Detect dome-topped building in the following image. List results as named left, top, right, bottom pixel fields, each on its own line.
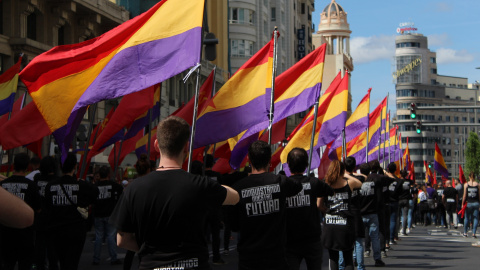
left=313, top=0, right=353, bottom=111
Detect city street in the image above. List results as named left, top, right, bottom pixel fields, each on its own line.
left=79, top=225, right=480, bottom=270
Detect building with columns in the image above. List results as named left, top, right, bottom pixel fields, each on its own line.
left=312, top=0, right=353, bottom=115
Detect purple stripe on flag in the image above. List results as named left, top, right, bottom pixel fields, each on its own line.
left=194, top=95, right=268, bottom=148
left=74, top=27, right=202, bottom=110
left=330, top=115, right=369, bottom=153
left=434, top=162, right=449, bottom=178
left=229, top=131, right=259, bottom=169
left=100, top=129, right=125, bottom=150
left=317, top=111, right=348, bottom=147
left=0, top=93, right=15, bottom=115
left=55, top=106, right=88, bottom=161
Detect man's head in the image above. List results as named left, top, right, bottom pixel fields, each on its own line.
left=205, top=154, right=215, bottom=169
left=359, top=163, right=370, bottom=176
left=30, top=156, right=41, bottom=170
left=400, top=170, right=408, bottom=179
left=345, top=157, right=356, bottom=173
left=387, top=162, right=396, bottom=174
left=62, top=153, right=77, bottom=175
left=156, top=116, right=190, bottom=159
left=287, top=148, right=308, bottom=175
left=98, top=165, right=110, bottom=180
left=248, top=141, right=271, bottom=172
left=39, top=156, right=57, bottom=176
left=369, top=160, right=381, bottom=174
left=446, top=180, right=452, bottom=187
left=14, top=153, right=30, bottom=173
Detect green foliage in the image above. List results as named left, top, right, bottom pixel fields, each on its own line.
left=465, top=131, right=480, bottom=178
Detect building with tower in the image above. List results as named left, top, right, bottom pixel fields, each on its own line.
left=312, top=0, right=353, bottom=115
left=393, top=24, right=478, bottom=180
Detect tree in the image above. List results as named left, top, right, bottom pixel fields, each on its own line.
left=465, top=131, right=480, bottom=179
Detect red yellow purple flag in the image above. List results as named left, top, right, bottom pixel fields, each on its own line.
left=0, top=57, right=22, bottom=116
left=459, top=165, right=467, bottom=184
left=403, top=137, right=411, bottom=170
left=434, top=142, right=449, bottom=178
left=425, top=161, right=434, bottom=184
left=20, top=0, right=204, bottom=159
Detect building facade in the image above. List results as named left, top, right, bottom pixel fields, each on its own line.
left=393, top=29, right=478, bottom=180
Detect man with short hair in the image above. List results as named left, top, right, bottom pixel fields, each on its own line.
left=92, top=165, right=123, bottom=265
left=285, top=148, right=333, bottom=270
left=0, top=153, right=41, bottom=270
left=110, top=116, right=239, bottom=270
left=385, top=162, right=403, bottom=245
left=229, top=141, right=302, bottom=270
left=443, top=180, right=458, bottom=229
left=25, top=156, right=41, bottom=181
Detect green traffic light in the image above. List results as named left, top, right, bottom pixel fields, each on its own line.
left=416, top=128, right=421, bottom=134
left=410, top=113, right=416, bottom=119
left=428, top=164, right=432, bottom=168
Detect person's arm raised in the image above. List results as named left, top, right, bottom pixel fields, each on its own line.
left=222, top=185, right=239, bottom=205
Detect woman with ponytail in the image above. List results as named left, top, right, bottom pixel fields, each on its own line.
left=322, top=160, right=362, bottom=270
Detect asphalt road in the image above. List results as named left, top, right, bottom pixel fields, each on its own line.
left=77, top=225, right=480, bottom=269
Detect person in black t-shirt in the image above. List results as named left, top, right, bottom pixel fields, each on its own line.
left=0, top=153, right=41, bottom=270
left=33, top=156, right=59, bottom=270
left=385, top=162, right=403, bottom=245
left=229, top=141, right=302, bottom=270
left=110, top=116, right=239, bottom=270
left=442, top=180, right=458, bottom=229
left=204, top=154, right=226, bottom=265
left=397, top=170, right=413, bottom=236
left=92, top=165, right=123, bottom=265
left=435, top=183, right=447, bottom=228
left=45, top=153, right=98, bottom=270
left=284, top=148, right=334, bottom=270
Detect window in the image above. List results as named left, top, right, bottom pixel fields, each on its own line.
left=462, top=117, right=467, bottom=122
left=454, top=117, right=459, bottom=122
left=471, top=118, right=475, bottom=123
left=271, top=7, right=276, bottom=21
left=430, top=57, right=436, bottom=63
left=395, top=55, right=422, bottom=83
left=438, top=116, right=442, bottom=121
left=231, top=39, right=254, bottom=57
left=396, top=42, right=420, bottom=48
left=431, top=79, right=437, bottom=85
left=454, top=127, right=459, bottom=133
left=27, top=12, right=37, bottom=40
left=446, top=116, right=450, bottom=122
left=301, top=3, right=305, bottom=14
left=455, top=138, right=459, bottom=145
left=229, top=8, right=255, bottom=25
left=431, top=68, right=437, bottom=74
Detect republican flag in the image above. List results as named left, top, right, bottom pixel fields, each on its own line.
left=0, top=93, right=25, bottom=129
left=0, top=57, right=22, bottom=116
left=403, top=137, right=411, bottom=170
left=280, top=71, right=345, bottom=171
left=329, top=88, right=371, bottom=160
left=175, top=69, right=215, bottom=125
left=134, top=127, right=157, bottom=159
left=366, top=97, right=388, bottom=161
left=108, top=129, right=144, bottom=169
left=424, top=161, right=434, bottom=184
left=87, top=85, right=157, bottom=160
left=407, top=158, right=415, bottom=183
left=269, top=145, right=284, bottom=172
left=0, top=100, right=50, bottom=151
left=434, top=143, right=449, bottom=178
left=459, top=165, right=466, bottom=184
left=194, top=36, right=275, bottom=148
left=318, top=143, right=333, bottom=180
left=20, top=0, right=205, bottom=160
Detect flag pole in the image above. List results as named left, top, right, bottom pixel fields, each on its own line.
left=79, top=103, right=98, bottom=180
left=201, top=66, right=217, bottom=176
left=307, top=101, right=320, bottom=174
left=268, top=27, right=279, bottom=145
left=388, top=110, right=391, bottom=164
left=383, top=93, right=389, bottom=168
left=378, top=104, right=382, bottom=162
left=342, top=128, right=346, bottom=162
left=187, top=64, right=202, bottom=173
left=365, top=127, right=369, bottom=163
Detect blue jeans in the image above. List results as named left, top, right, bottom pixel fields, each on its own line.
left=93, top=217, right=118, bottom=263
left=363, top=214, right=381, bottom=260
left=339, top=237, right=364, bottom=270
left=464, top=202, right=480, bottom=235
left=390, top=202, right=399, bottom=241
left=408, top=200, right=414, bottom=228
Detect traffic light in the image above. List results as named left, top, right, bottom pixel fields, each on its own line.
left=415, top=121, right=421, bottom=134
left=428, top=163, right=432, bottom=169
left=410, top=103, right=416, bottom=119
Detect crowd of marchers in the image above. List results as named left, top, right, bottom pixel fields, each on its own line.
left=1, top=115, right=479, bottom=270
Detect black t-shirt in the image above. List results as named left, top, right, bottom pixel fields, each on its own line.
left=436, top=187, right=445, bottom=204
left=443, top=187, right=458, bottom=204
left=398, top=179, right=413, bottom=200
left=0, top=175, right=41, bottom=241
left=230, top=172, right=302, bottom=262
left=285, top=175, right=334, bottom=245
left=205, top=170, right=222, bottom=183
left=388, top=177, right=404, bottom=203
left=34, top=173, right=58, bottom=230
left=93, top=180, right=123, bottom=218
left=109, top=170, right=227, bottom=270
left=44, top=175, right=99, bottom=229
left=410, top=186, right=418, bottom=201
left=360, top=173, right=391, bottom=215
